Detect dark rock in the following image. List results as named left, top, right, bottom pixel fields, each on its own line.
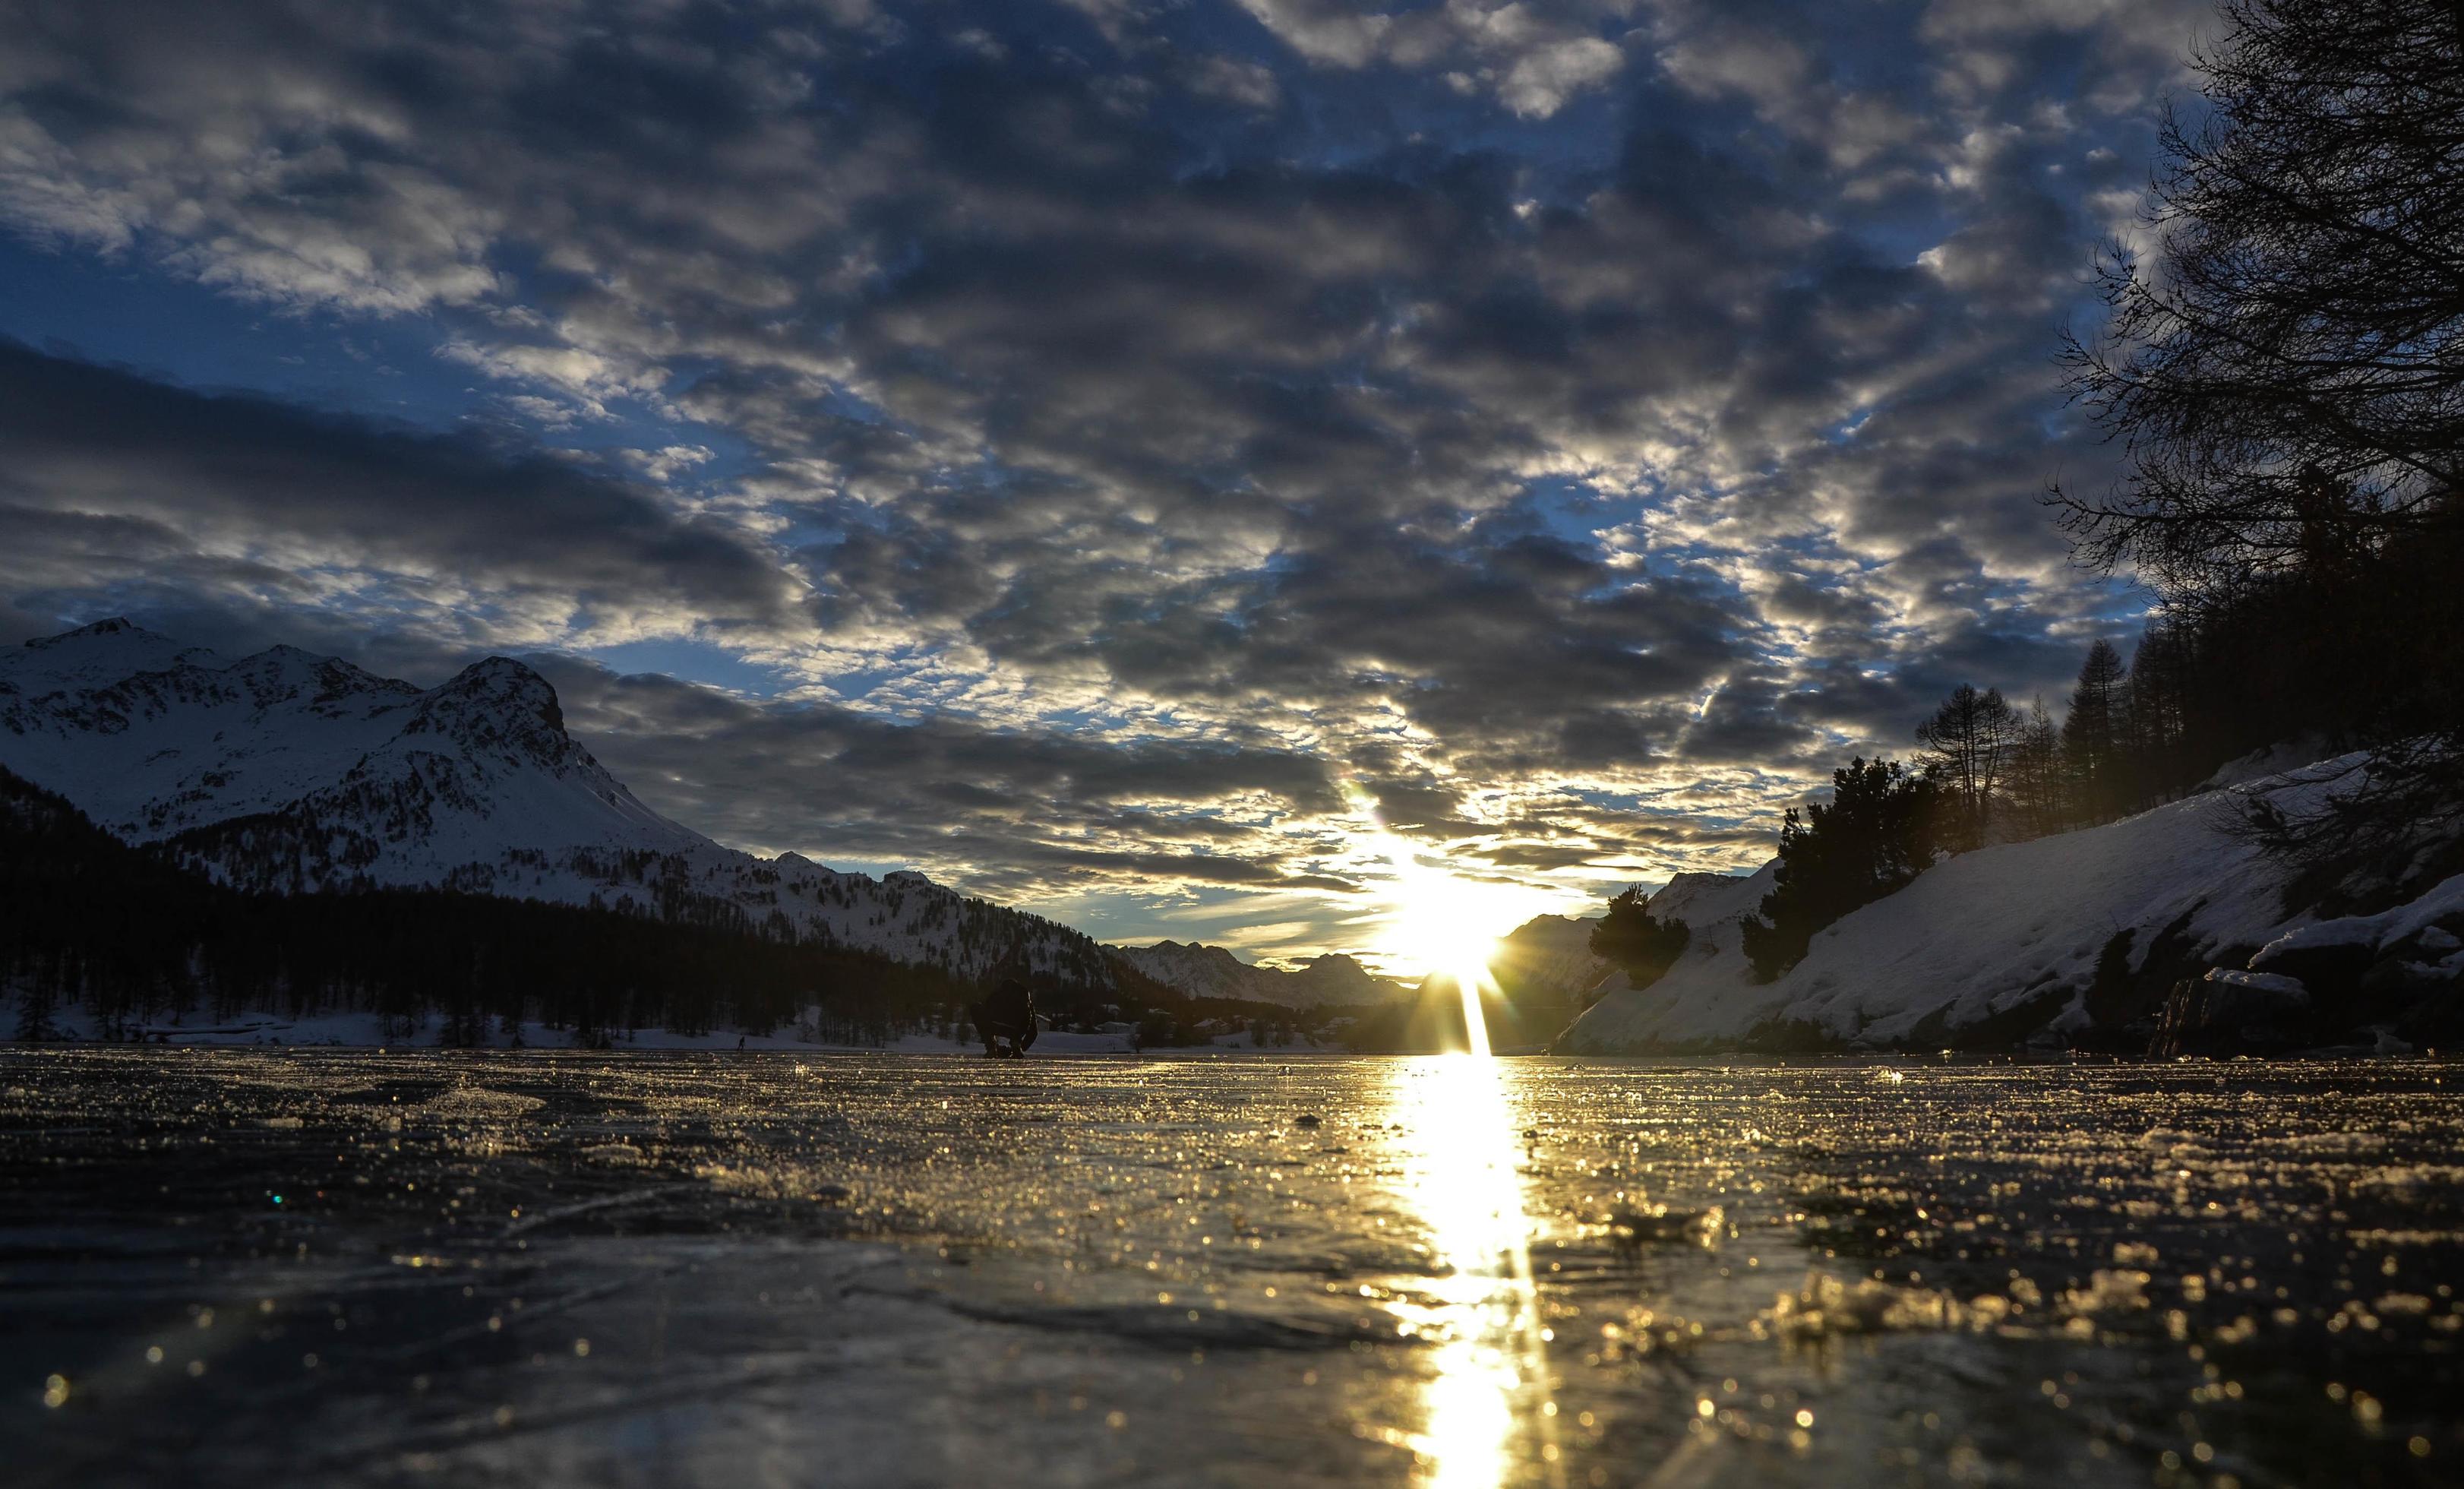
left=2358, top=956, right=2464, bottom=1047
left=2079, top=906, right=2212, bottom=1051
left=2150, top=969, right=2314, bottom=1057
left=1904, top=982, right=2071, bottom=1052
left=2248, top=940, right=2375, bottom=1003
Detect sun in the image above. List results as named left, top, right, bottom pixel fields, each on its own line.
left=1384, top=874, right=1511, bottom=992
left=1369, top=842, right=1570, bottom=992
left=1345, top=785, right=1570, bottom=988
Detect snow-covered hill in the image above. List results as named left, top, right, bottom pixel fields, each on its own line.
left=0, top=621, right=1115, bottom=984
left=1557, top=757, right=2462, bottom=1054
left=1107, top=941, right=1401, bottom=1007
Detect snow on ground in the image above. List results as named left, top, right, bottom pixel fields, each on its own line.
left=1560, top=755, right=2390, bottom=1054
left=1559, top=863, right=1775, bottom=1050
left=2253, top=872, right=2464, bottom=971
left=26, top=1003, right=1338, bottom=1055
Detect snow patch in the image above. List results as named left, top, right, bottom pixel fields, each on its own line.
left=1559, top=757, right=2383, bottom=1053
left=2251, top=873, right=2464, bottom=968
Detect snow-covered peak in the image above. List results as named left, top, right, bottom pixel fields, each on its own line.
left=1111, top=939, right=1402, bottom=1008
left=220, top=645, right=419, bottom=717
left=4, top=617, right=216, bottom=691
left=0, top=621, right=1125, bottom=987
left=397, top=656, right=584, bottom=778
left=428, top=655, right=563, bottom=717
left=1647, top=866, right=1775, bottom=928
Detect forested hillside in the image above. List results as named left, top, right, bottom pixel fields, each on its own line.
left=0, top=767, right=1200, bottom=1045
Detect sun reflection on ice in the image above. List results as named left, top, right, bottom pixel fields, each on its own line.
left=1385, top=988, right=1561, bottom=1487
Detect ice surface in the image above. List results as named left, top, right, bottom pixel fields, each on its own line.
left=3, top=1049, right=2459, bottom=1487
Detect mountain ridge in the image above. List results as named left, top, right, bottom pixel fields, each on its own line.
left=0, top=620, right=1116, bottom=986
left=1106, top=941, right=1407, bottom=1008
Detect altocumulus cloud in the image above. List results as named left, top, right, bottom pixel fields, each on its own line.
left=0, top=0, right=2208, bottom=955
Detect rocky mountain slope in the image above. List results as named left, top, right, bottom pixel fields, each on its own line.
left=1483, top=913, right=1612, bottom=1003
left=1107, top=941, right=1403, bottom=1008
left=1558, top=756, right=2464, bottom=1054
left=1114, top=912, right=1609, bottom=1012
left=0, top=621, right=1114, bottom=985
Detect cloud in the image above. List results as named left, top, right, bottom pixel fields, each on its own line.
left=0, top=340, right=800, bottom=646
left=523, top=656, right=1362, bottom=899
left=0, top=0, right=2207, bottom=950
left=1236, top=0, right=1628, bottom=118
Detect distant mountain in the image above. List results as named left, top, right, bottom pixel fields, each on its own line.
left=1107, top=941, right=1262, bottom=1001
left=0, top=620, right=1114, bottom=985
left=1106, top=940, right=1404, bottom=1008
left=1282, top=952, right=1402, bottom=1007
left=0, top=763, right=982, bottom=1045
left=1484, top=913, right=1613, bottom=1004
left=1112, top=918, right=1603, bottom=1013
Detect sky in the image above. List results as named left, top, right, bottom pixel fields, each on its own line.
left=0, top=0, right=2212, bottom=974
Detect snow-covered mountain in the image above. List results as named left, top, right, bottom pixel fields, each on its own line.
left=1109, top=941, right=1267, bottom=1001
left=0, top=620, right=1114, bottom=984
left=1556, top=756, right=2463, bottom=1054
left=1485, top=912, right=1612, bottom=1001
left=1115, top=912, right=1609, bottom=1013
left=1281, top=953, right=1406, bottom=1007
left=1107, top=941, right=1401, bottom=1007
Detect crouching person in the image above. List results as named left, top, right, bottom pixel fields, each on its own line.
left=969, top=978, right=1039, bottom=1058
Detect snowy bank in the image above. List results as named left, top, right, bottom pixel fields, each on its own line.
left=1559, top=755, right=2464, bottom=1055
left=17, top=1003, right=1349, bottom=1056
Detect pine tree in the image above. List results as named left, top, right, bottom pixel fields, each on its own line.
left=2062, top=640, right=2132, bottom=823
left=14, top=983, right=58, bottom=1042
left=2124, top=618, right=2197, bottom=805
left=1740, top=757, right=1939, bottom=981
left=1588, top=887, right=1692, bottom=989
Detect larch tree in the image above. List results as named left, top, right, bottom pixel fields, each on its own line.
left=1914, top=684, right=2020, bottom=847
left=2054, top=0, right=2464, bottom=602
left=2052, top=0, right=2464, bottom=865
left=2004, top=697, right=2067, bottom=839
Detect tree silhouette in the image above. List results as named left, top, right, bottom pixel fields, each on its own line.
left=2004, top=697, right=2067, bottom=838
left=2062, top=640, right=2132, bottom=824
left=1914, top=684, right=2020, bottom=847
left=1741, top=758, right=1939, bottom=982
left=2055, top=0, right=2464, bottom=601
left=1588, top=887, right=1691, bottom=990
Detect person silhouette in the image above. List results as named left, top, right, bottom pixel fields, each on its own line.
left=969, top=979, right=1039, bottom=1057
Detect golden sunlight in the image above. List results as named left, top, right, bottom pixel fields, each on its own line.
left=1365, top=834, right=1563, bottom=988
left=1385, top=1054, right=1559, bottom=1487
left=1383, top=875, right=1510, bottom=1000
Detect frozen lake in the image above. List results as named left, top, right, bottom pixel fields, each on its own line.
left=3, top=1049, right=2459, bottom=1486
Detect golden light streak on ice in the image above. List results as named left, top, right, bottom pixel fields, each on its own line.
left=1384, top=982, right=1562, bottom=1487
